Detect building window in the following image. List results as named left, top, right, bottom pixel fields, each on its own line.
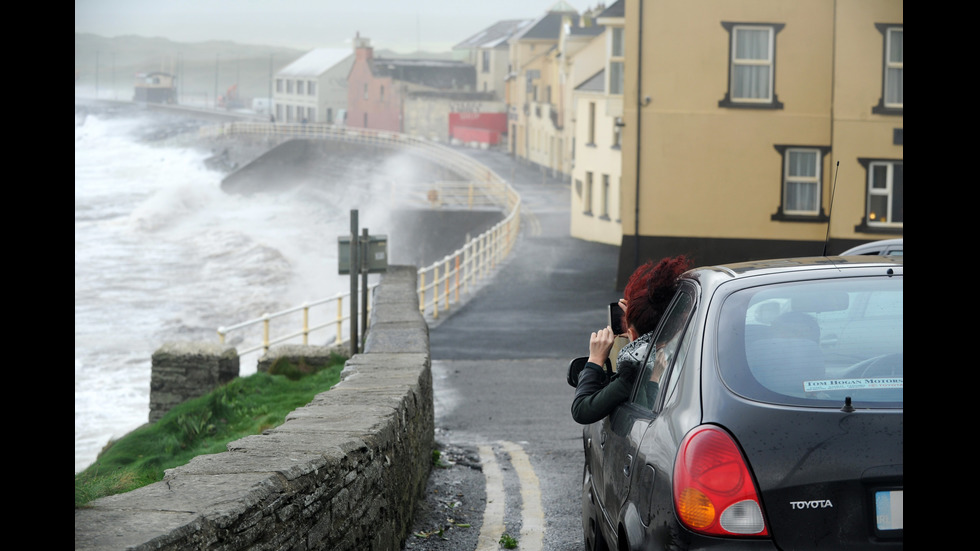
left=482, top=50, right=490, bottom=73
left=276, top=79, right=283, bottom=93
left=308, top=107, right=316, bottom=122
left=287, top=80, right=294, bottom=94
left=308, top=81, right=316, bottom=95
left=287, top=105, right=294, bottom=122
left=771, top=145, right=829, bottom=222
left=297, top=80, right=304, bottom=95
left=719, top=22, right=784, bottom=109
left=873, top=24, right=903, bottom=115
left=612, top=118, right=622, bottom=149
left=380, top=85, right=384, bottom=102
left=609, top=27, right=624, bottom=95
left=584, top=172, right=594, bottom=215
left=784, top=149, right=820, bottom=215
left=601, top=174, right=610, bottom=219
left=327, top=108, right=333, bottom=124
left=364, top=83, right=369, bottom=99
left=856, top=159, right=903, bottom=232
left=587, top=102, right=596, bottom=145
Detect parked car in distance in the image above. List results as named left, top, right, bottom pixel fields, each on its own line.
left=573, top=256, right=902, bottom=550
left=840, top=238, right=903, bottom=256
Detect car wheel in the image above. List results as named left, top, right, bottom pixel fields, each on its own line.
left=585, top=517, right=609, bottom=551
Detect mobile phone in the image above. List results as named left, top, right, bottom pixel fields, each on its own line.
left=608, top=302, right=625, bottom=335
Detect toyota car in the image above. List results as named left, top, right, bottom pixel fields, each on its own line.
left=574, top=256, right=902, bottom=550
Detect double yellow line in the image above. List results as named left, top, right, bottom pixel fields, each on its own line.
left=476, top=441, right=544, bottom=551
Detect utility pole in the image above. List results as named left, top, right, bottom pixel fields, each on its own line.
left=361, top=228, right=370, bottom=348
left=349, top=210, right=360, bottom=356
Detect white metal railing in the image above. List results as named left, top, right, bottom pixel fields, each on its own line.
left=217, top=286, right=377, bottom=357
left=207, top=122, right=522, bottom=354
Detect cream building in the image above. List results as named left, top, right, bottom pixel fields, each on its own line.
left=567, top=3, right=625, bottom=245
left=273, top=48, right=353, bottom=124
left=615, top=0, right=902, bottom=286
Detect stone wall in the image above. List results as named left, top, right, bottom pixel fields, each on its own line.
left=149, top=342, right=240, bottom=423
left=75, top=265, right=433, bottom=551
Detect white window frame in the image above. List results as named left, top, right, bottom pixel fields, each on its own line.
left=783, top=148, right=821, bottom=216
left=884, top=28, right=903, bottom=108
left=609, top=27, right=624, bottom=95
left=866, top=161, right=903, bottom=228
left=730, top=25, right=774, bottom=103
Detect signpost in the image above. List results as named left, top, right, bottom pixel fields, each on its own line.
left=338, top=209, right=388, bottom=355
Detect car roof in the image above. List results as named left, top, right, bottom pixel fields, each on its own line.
left=839, top=238, right=904, bottom=256
left=682, top=255, right=903, bottom=286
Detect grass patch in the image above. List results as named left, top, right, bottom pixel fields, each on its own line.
left=75, top=355, right=345, bottom=508
left=499, top=533, right=518, bottom=549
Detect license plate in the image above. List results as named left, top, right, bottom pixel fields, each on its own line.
left=875, top=490, right=903, bottom=531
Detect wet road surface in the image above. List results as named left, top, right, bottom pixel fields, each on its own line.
left=405, top=147, right=621, bottom=551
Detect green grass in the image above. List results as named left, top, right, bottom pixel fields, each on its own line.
left=75, top=354, right=346, bottom=508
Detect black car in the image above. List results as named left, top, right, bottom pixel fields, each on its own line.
left=574, top=256, right=902, bottom=550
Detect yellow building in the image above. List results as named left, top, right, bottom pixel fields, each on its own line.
left=568, top=4, right=626, bottom=245
left=616, top=0, right=903, bottom=287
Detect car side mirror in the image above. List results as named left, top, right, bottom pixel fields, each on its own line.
left=567, top=356, right=613, bottom=387
left=567, top=357, right=588, bottom=387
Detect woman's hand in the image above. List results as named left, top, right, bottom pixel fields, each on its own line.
left=588, top=326, right=616, bottom=366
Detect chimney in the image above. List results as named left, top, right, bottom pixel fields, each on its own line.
left=354, top=32, right=373, bottom=62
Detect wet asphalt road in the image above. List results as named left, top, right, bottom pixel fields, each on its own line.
left=404, top=147, right=622, bottom=551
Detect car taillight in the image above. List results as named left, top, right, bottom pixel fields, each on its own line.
left=673, top=426, right=768, bottom=537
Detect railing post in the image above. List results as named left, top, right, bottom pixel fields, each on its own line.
left=454, top=254, right=460, bottom=303
left=262, top=314, right=270, bottom=354
left=302, top=304, right=309, bottom=345
left=337, top=296, right=343, bottom=345
left=432, top=267, right=439, bottom=320
left=419, top=271, right=426, bottom=314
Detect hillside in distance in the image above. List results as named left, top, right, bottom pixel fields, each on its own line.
left=75, top=33, right=454, bottom=108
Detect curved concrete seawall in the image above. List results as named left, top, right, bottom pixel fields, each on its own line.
left=75, top=266, right=433, bottom=551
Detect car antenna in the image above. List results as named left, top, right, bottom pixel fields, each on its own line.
left=822, top=161, right=840, bottom=257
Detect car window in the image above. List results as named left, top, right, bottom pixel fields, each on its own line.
left=718, top=276, right=902, bottom=408
left=631, top=288, right=696, bottom=411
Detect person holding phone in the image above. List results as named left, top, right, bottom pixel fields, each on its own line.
left=570, top=255, right=691, bottom=425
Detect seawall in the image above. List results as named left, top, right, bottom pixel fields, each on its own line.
left=74, top=265, right=433, bottom=551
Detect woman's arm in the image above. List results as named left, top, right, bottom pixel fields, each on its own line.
left=571, top=363, right=632, bottom=424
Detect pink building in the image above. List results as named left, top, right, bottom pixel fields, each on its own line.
left=347, top=35, right=477, bottom=133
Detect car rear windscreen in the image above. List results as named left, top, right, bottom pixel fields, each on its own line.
left=717, top=276, right=903, bottom=408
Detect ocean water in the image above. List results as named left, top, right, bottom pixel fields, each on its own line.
left=74, top=107, right=395, bottom=473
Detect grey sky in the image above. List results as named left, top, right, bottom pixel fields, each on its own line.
left=75, top=0, right=576, bottom=52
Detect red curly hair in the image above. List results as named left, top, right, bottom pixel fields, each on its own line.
left=622, top=255, right=692, bottom=336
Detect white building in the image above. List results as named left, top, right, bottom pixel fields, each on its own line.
left=273, top=48, right=353, bottom=124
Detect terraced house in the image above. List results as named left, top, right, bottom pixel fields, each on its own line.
left=273, top=48, right=353, bottom=124
left=609, top=0, right=902, bottom=286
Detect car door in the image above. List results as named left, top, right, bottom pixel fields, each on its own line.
left=596, top=287, right=699, bottom=538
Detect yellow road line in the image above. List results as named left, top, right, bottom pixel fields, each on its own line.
left=502, top=440, right=544, bottom=551
left=476, top=444, right=506, bottom=551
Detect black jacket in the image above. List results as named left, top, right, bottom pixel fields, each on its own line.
left=570, top=333, right=653, bottom=424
